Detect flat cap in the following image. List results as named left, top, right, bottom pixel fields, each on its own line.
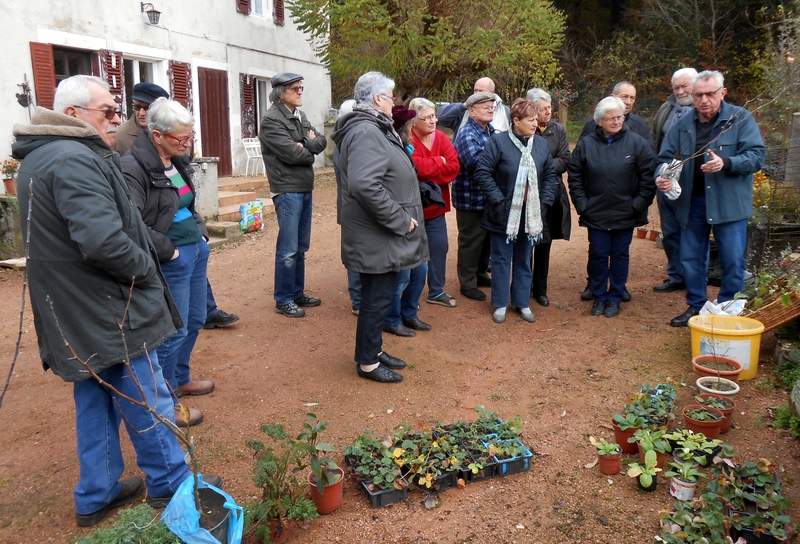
left=132, top=82, right=169, bottom=104
left=464, top=91, right=497, bottom=109
left=271, top=72, right=304, bottom=87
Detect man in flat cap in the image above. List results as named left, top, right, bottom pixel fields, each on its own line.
left=114, top=82, right=169, bottom=154
left=260, top=72, right=327, bottom=318
left=437, top=77, right=511, bottom=138
left=452, top=91, right=497, bottom=301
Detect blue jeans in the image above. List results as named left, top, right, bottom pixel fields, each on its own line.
left=205, top=280, right=217, bottom=321
left=347, top=269, right=361, bottom=308
left=587, top=228, right=634, bottom=303
left=158, top=239, right=209, bottom=393
left=73, top=351, right=190, bottom=515
left=682, top=195, right=747, bottom=310
left=273, top=192, right=312, bottom=305
left=490, top=229, right=534, bottom=309
left=424, top=215, right=449, bottom=298
left=355, top=272, right=398, bottom=365
left=656, top=192, right=685, bottom=283
left=385, top=263, right=428, bottom=325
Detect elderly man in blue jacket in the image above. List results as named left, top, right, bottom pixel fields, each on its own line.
left=656, top=70, right=765, bottom=327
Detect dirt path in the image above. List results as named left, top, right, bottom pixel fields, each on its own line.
left=0, top=170, right=797, bottom=543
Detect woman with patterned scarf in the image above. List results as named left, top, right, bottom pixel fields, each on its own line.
left=475, top=98, right=558, bottom=324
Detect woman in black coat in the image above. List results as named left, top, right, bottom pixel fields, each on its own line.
left=567, top=96, right=656, bottom=318
left=474, top=98, right=558, bottom=324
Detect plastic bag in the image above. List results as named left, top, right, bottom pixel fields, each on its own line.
left=239, top=200, right=264, bottom=233
left=162, top=474, right=244, bottom=544
left=659, top=160, right=683, bottom=201
left=699, top=299, right=745, bottom=316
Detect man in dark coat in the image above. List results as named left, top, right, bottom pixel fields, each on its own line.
left=11, top=75, right=202, bottom=526
left=260, top=72, right=327, bottom=318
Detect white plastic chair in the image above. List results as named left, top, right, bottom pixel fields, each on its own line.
left=243, top=138, right=264, bottom=176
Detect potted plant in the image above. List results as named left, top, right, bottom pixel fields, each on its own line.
left=611, top=412, right=646, bottom=454
left=627, top=448, right=661, bottom=491
left=696, top=375, right=740, bottom=397
left=683, top=404, right=725, bottom=439
left=692, top=354, right=744, bottom=380
left=245, top=422, right=319, bottom=543
left=657, top=494, right=729, bottom=543
left=2, top=159, right=18, bottom=195
left=666, top=430, right=723, bottom=468
left=696, top=394, right=736, bottom=434
left=589, top=436, right=622, bottom=475
left=344, top=430, right=409, bottom=507
left=664, top=461, right=704, bottom=501
left=297, top=413, right=344, bottom=515
left=629, top=427, right=671, bottom=468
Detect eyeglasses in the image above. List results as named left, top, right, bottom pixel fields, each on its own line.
left=287, top=86, right=304, bottom=93
left=602, top=115, right=624, bottom=123
left=73, top=105, right=121, bottom=120
left=692, top=87, right=722, bottom=100
left=164, top=130, right=196, bottom=146
left=379, top=94, right=396, bottom=103
left=472, top=105, right=495, bottom=112
left=419, top=114, right=437, bottom=122
left=132, top=104, right=150, bottom=112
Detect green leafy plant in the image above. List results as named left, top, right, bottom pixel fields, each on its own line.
left=685, top=406, right=723, bottom=422
left=773, top=403, right=800, bottom=438
left=612, top=412, right=646, bottom=430
left=664, top=461, right=704, bottom=483
left=665, top=430, right=723, bottom=467
left=627, top=449, right=662, bottom=488
left=655, top=495, right=729, bottom=544
left=343, top=431, right=404, bottom=491
left=297, top=413, right=341, bottom=494
left=695, top=395, right=733, bottom=410
left=76, top=504, right=181, bottom=544
left=629, top=427, right=672, bottom=454
left=589, top=436, right=621, bottom=456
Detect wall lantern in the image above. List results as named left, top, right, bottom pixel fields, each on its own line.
left=140, top=3, right=161, bottom=25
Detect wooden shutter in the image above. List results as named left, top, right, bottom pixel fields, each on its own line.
left=30, top=42, right=56, bottom=110
left=97, top=50, right=125, bottom=109
left=240, top=73, right=257, bottom=138
left=236, top=0, right=251, bottom=14
left=168, top=61, right=193, bottom=112
left=274, top=0, right=284, bottom=25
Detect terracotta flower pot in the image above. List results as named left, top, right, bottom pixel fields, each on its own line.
left=612, top=421, right=640, bottom=454
left=637, top=443, right=667, bottom=469
left=636, top=228, right=647, bottom=239
left=598, top=452, right=622, bottom=475
left=308, top=467, right=344, bottom=514
left=683, top=404, right=724, bottom=439
left=649, top=230, right=659, bottom=241
left=3, top=178, right=14, bottom=196
left=697, top=393, right=736, bottom=434
left=692, top=355, right=743, bottom=381
left=268, top=517, right=293, bottom=544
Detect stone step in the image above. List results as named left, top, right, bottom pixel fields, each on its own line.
left=219, top=190, right=257, bottom=208
left=206, top=221, right=243, bottom=241
left=218, top=176, right=267, bottom=192
left=207, top=236, right=229, bottom=249
left=218, top=198, right=273, bottom=222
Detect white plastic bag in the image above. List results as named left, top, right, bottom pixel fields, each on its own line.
left=659, top=160, right=683, bottom=201
left=699, top=299, right=745, bottom=316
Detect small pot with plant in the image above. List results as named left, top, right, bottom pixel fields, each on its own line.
left=696, top=375, right=740, bottom=398
left=696, top=393, right=736, bottom=434
left=629, top=427, right=671, bottom=469
left=611, top=413, right=645, bottom=454
left=683, top=404, right=725, bottom=439
left=692, top=354, right=744, bottom=380
left=299, top=413, right=344, bottom=515
left=590, top=436, right=622, bottom=475
left=664, top=461, right=704, bottom=501
left=627, top=448, right=661, bottom=492
left=666, top=430, right=723, bottom=468
left=2, top=158, right=19, bottom=195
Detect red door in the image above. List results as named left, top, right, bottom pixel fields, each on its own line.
left=198, top=67, right=232, bottom=177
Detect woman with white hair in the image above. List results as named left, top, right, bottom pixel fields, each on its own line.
left=331, top=72, right=429, bottom=383
left=567, top=96, right=656, bottom=318
left=121, top=98, right=214, bottom=426
left=408, top=97, right=461, bottom=308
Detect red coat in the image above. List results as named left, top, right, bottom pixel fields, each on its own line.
left=411, top=130, right=460, bottom=220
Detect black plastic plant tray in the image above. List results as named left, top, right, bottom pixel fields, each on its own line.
left=361, top=478, right=408, bottom=508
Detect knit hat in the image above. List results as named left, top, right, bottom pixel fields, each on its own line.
left=464, top=91, right=497, bottom=108
left=132, top=82, right=169, bottom=104
left=391, top=105, right=417, bottom=131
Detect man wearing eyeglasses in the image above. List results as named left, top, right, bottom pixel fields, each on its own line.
left=437, top=77, right=511, bottom=137
left=260, top=72, right=327, bottom=318
left=114, top=82, right=169, bottom=154
left=655, top=70, right=765, bottom=327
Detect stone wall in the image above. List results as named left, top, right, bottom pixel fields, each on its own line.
left=0, top=196, right=23, bottom=260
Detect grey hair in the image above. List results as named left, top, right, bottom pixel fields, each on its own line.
left=269, top=85, right=287, bottom=104
left=354, top=71, right=394, bottom=106
left=408, top=97, right=435, bottom=113
left=526, top=88, right=552, bottom=107
left=612, top=81, right=634, bottom=95
left=146, top=97, right=195, bottom=133
left=594, top=96, right=626, bottom=123
left=338, top=99, right=356, bottom=116
left=672, top=67, right=698, bottom=83
left=693, top=70, right=724, bottom=89
left=53, top=75, right=109, bottom=114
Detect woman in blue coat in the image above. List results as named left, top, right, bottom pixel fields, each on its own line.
left=475, top=98, right=558, bottom=324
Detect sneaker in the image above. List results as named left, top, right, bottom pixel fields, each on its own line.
left=276, top=301, right=305, bottom=318
left=203, top=309, right=239, bottom=329
left=294, top=294, right=322, bottom=307
left=76, top=477, right=145, bottom=527
left=146, top=474, right=223, bottom=508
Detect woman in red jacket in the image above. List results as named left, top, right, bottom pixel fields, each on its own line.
left=409, top=97, right=461, bottom=307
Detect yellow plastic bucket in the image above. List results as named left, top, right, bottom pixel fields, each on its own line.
left=687, top=315, right=765, bottom=380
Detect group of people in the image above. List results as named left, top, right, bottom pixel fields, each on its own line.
left=10, top=62, right=765, bottom=525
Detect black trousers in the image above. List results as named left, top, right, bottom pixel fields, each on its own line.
left=354, top=271, right=398, bottom=365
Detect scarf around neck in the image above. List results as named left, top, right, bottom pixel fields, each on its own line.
left=505, top=130, right=543, bottom=243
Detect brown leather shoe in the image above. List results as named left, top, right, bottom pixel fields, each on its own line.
left=175, top=379, right=215, bottom=397
left=175, top=406, right=204, bottom=427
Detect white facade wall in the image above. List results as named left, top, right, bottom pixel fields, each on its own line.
left=2, top=0, right=331, bottom=184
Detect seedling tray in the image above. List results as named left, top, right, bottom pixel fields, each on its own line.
left=361, top=477, right=408, bottom=508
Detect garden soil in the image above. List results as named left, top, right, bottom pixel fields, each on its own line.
left=0, top=170, right=798, bottom=543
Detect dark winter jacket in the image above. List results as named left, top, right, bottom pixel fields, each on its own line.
left=539, top=119, right=572, bottom=242
left=331, top=109, right=429, bottom=274
left=114, top=116, right=142, bottom=155
left=580, top=112, right=655, bottom=152
left=474, top=130, right=558, bottom=235
left=568, top=125, right=657, bottom=230
left=120, top=131, right=208, bottom=263
left=652, top=95, right=694, bottom=154
left=259, top=101, right=326, bottom=194
left=11, top=108, right=180, bottom=382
